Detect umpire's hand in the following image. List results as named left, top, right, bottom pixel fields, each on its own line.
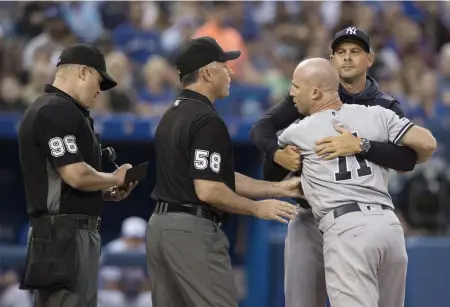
left=108, top=181, right=139, bottom=202
left=114, top=163, right=133, bottom=185
left=103, top=164, right=138, bottom=202
left=275, top=176, right=304, bottom=198
left=254, top=200, right=299, bottom=224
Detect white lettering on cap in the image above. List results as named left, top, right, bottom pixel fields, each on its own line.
left=346, top=27, right=357, bottom=35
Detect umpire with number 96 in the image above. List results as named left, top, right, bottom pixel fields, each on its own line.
left=18, top=44, right=137, bottom=307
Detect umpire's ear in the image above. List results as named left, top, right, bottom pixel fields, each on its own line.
left=200, top=62, right=215, bottom=82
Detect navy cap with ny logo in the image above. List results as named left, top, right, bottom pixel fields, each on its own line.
left=331, top=27, right=371, bottom=53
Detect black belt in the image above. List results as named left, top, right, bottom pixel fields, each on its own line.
left=31, top=214, right=101, bottom=231
left=76, top=216, right=101, bottom=230
left=333, top=203, right=393, bottom=219
left=154, top=202, right=222, bottom=224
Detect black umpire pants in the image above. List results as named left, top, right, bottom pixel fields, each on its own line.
left=146, top=212, right=239, bottom=307
left=29, top=227, right=101, bottom=307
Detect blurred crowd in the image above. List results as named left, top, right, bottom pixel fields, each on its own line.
left=97, top=217, right=151, bottom=307
left=0, top=1, right=449, bottom=122
left=0, top=1, right=450, bottom=305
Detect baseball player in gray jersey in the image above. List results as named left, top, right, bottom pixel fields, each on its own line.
left=278, top=58, right=437, bottom=307
left=251, top=27, right=418, bottom=307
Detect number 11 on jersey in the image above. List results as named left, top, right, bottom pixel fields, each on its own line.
left=334, top=132, right=373, bottom=182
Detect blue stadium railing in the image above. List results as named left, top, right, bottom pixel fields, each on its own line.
left=0, top=112, right=257, bottom=142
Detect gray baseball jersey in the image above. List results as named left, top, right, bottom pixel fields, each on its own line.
left=278, top=104, right=414, bottom=219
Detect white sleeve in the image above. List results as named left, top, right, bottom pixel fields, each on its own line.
left=379, top=107, right=414, bottom=144
left=278, top=129, right=289, bottom=148
left=278, top=123, right=304, bottom=149
left=278, top=126, right=292, bottom=149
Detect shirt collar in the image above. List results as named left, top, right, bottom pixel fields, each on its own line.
left=177, top=89, right=215, bottom=110
left=44, top=84, right=90, bottom=116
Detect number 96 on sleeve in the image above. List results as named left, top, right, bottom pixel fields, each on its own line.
left=48, top=135, right=78, bottom=157
left=194, top=149, right=221, bottom=173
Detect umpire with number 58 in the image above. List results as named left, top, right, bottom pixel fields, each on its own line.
left=147, top=36, right=300, bottom=307
left=18, top=44, right=137, bottom=307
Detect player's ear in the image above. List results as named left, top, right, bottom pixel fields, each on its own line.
left=330, top=54, right=337, bottom=66
left=367, top=52, right=375, bottom=68
left=311, top=87, right=320, bottom=100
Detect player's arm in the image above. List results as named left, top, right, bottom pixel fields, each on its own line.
left=250, top=94, right=300, bottom=160
left=191, top=116, right=297, bottom=221
left=357, top=141, right=417, bottom=171
left=316, top=101, right=417, bottom=171
left=35, top=105, right=126, bottom=191
left=249, top=94, right=303, bottom=179
left=381, top=108, right=437, bottom=163
left=358, top=100, right=417, bottom=171
left=397, top=126, right=436, bottom=163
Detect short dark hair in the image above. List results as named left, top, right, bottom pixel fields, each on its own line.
left=180, top=70, right=199, bottom=87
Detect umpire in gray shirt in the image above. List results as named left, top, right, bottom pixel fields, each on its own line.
left=147, top=36, right=301, bottom=307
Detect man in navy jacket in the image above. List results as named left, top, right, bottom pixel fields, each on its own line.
left=250, top=27, right=417, bottom=307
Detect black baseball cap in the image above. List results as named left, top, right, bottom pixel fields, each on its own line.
left=56, top=44, right=117, bottom=91
left=176, top=36, right=241, bottom=78
left=331, top=27, right=371, bottom=53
